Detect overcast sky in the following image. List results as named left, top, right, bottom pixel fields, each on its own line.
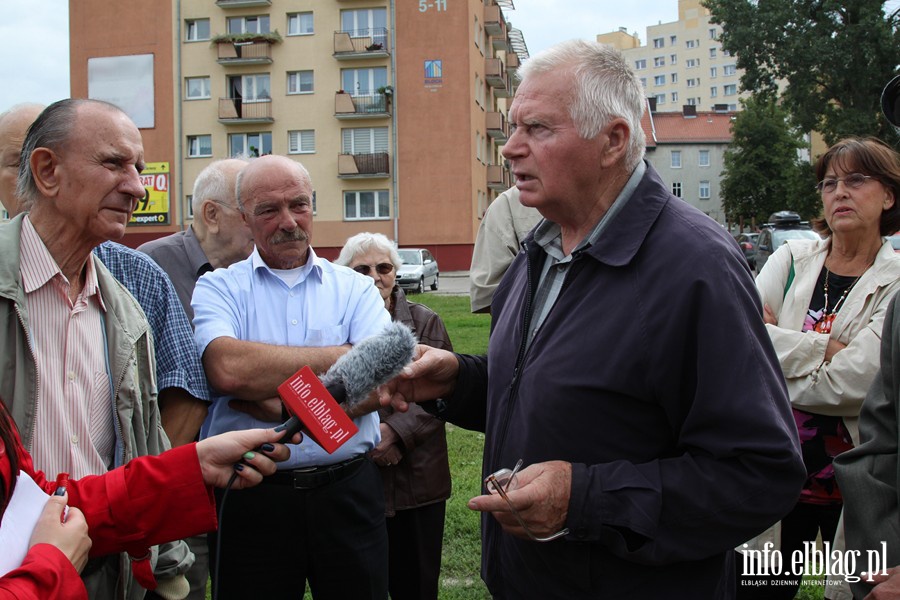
left=0, top=1, right=681, bottom=113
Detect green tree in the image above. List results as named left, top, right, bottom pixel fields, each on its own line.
left=703, top=0, right=900, bottom=145
left=721, top=96, right=820, bottom=226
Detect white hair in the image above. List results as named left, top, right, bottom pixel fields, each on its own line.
left=335, top=232, right=402, bottom=271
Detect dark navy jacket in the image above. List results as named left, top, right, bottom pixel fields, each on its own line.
left=437, top=164, right=805, bottom=599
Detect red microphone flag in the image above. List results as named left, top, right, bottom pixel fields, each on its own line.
left=277, top=365, right=358, bottom=454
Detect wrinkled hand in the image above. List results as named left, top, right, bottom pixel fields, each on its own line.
left=377, top=345, right=459, bottom=413
left=864, top=565, right=900, bottom=599
left=29, top=494, right=91, bottom=572
left=468, top=461, right=571, bottom=541
left=763, top=303, right=778, bottom=326
left=229, top=397, right=283, bottom=423
left=196, top=428, right=299, bottom=489
left=369, top=423, right=403, bottom=467
left=342, top=390, right=382, bottom=421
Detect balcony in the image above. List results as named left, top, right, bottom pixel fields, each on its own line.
left=506, top=52, right=520, bottom=74
left=215, top=0, right=271, bottom=7
left=218, top=98, right=274, bottom=124
left=487, top=164, right=510, bottom=191
left=216, top=40, right=274, bottom=65
left=484, top=5, right=505, bottom=36
left=486, top=112, right=508, bottom=143
left=485, top=58, right=507, bottom=93
left=333, top=28, right=389, bottom=59
left=334, top=92, right=391, bottom=119
left=338, top=152, right=390, bottom=178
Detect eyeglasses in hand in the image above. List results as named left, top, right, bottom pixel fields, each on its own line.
left=484, top=459, right=570, bottom=543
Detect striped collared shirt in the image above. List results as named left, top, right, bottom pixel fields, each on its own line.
left=21, top=216, right=114, bottom=478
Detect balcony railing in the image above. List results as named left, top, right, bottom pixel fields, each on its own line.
left=484, top=4, right=505, bottom=36
left=506, top=52, right=520, bottom=73
left=486, top=111, right=508, bottom=143
left=333, top=28, right=390, bottom=59
left=334, top=92, right=391, bottom=118
left=338, top=152, right=390, bottom=178
left=485, top=58, right=507, bottom=94
left=216, top=40, right=273, bottom=64
left=215, top=0, right=271, bottom=7
left=218, top=98, right=274, bottom=123
left=487, top=164, right=510, bottom=191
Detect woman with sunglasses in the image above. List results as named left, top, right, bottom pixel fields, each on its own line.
left=743, top=137, right=900, bottom=598
left=336, top=232, right=452, bottom=600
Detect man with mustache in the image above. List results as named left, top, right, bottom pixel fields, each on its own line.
left=191, top=155, right=392, bottom=599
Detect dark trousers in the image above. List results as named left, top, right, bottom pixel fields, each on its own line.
left=386, top=501, right=446, bottom=600
left=736, top=502, right=843, bottom=600
left=209, top=458, right=388, bottom=600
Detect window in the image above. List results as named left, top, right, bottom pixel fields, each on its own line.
left=686, top=39, right=697, bottom=49
left=724, top=84, right=737, bottom=96
left=344, top=190, right=390, bottom=220
left=723, top=48, right=732, bottom=57
left=671, top=73, right=678, bottom=83
left=670, top=54, right=677, bottom=65
left=671, top=91, right=678, bottom=102
left=287, top=71, right=314, bottom=94
left=475, top=75, right=482, bottom=107
left=635, top=59, right=647, bottom=70
left=654, top=56, right=665, bottom=67
left=686, top=58, right=699, bottom=68
left=710, top=86, right=718, bottom=98
left=699, top=150, right=710, bottom=167
left=288, top=130, right=315, bottom=154
left=186, top=196, right=194, bottom=219
left=654, top=93, right=666, bottom=105
left=476, top=131, right=482, bottom=162
left=687, top=78, right=699, bottom=88
left=728, top=103, right=738, bottom=111
left=342, top=67, right=387, bottom=96
left=709, top=47, right=717, bottom=59
left=288, top=12, right=314, bottom=35
left=342, top=127, right=388, bottom=154
left=187, top=135, right=212, bottom=158
left=709, top=28, right=718, bottom=39
left=654, top=75, right=665, bottom=86
left=687, top=97, right=698, bottom=106
left=185, top=19, right=210, bottom=42
left=710, top=66, right=718, bottom=78
left=229, top=132, right=272, bottom=157
left=185, top=77, right=210, bottom=100
left=639, top=77, right=647, bottom=88
left=724, top=64, right=737, bottom=76
left=342, top=8, right=387, bottom=36
left=671, top=151, right=682, bottom=168
left=672, top=182, right=682, bottom=197
left=653, top=37, right=664, bottom=48
left=670, top=35, right=677, bottom=45
left=228, top=74, right=271, bottom=102
left=227, top=15, right=270, bottom=34
left=699, top=181, right=711, bottom=199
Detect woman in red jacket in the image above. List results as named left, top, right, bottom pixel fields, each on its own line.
left=0, top=398, right=294, bottom=599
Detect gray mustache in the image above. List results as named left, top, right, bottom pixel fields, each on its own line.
left=271, top=230, right=308, bottom=244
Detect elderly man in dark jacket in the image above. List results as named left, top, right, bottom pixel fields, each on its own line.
left=379, top=39, right=805, bottom=599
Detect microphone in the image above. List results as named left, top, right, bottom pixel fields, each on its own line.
left=276, top=321, right=417, bottom=452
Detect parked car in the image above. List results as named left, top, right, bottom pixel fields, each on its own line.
left=754, top=211, right=821, bottom=273
left=396, top=248, right=439, bottom=293
left=735, top=232, right=760, bottom=269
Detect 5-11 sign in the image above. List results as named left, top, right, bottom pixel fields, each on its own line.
left=419, top=0, right=447, bottom=11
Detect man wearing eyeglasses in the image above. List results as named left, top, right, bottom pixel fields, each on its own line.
left=191, top=154, right=391, bottom=599
left=380, top=39, right=805, bottom=599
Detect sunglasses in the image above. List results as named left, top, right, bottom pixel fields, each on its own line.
left=353, top=263, right=394, bottom=276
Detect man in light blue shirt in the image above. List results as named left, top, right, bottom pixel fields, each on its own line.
left=192, top=155, right=391, bottom=600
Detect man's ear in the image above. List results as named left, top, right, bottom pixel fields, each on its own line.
left=29, top=148, right=61, bottom=199
left=202, top=200, right=221, bottom=234
left=600, top=118, right=630, bottom=169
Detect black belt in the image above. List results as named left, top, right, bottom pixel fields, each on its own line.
left=264, top=455, right=367, bottom=489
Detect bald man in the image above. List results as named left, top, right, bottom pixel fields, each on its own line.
left=0, top=103, right=44, bottom=215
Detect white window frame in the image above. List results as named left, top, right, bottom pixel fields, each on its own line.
left=724, top=64, right=737, bottom=76
left=287, top=12, right=314, bottom=36
left=671, top=150, right=682, bottom=169
left=670, top=54, right=677, bottom=65
left=654, top=93, right=666, bottom=106
left=687, top=78, right=699, bottom=88
left=686, top=58, right=699, bottom=68
left=671, top=73, right=678, bottom=83
left=654, top=56, right=665, bottom=67
left=654, top=75, right=665, bottom=86
left=288, top=130, right=316, bottom=154
left=229, top=74, right=271, bottom=102
left=344, top=190, right=390, bottom=220
left=187, top=135, right=212, bottom=158
left=653, top=37, right=664, bottom=48
left=710, top=66, right=718, bottom=78
left=185, top=76, right=210, bottom=100
left=227, top=15, right=270, bottom=34
left=724, top=84, right=737, bottom=96
left=229, top=132, right=272, bottom=157
left=185, top=19, right=210, bottom=42
left=287, top=70, right=314, bottom=94
left=635, top=59, right=646, bottom=70
left=699, top=180, right=711, bottom=199
left=710, top=86, right=718, bottom=98
left=699, top=149, right=710, bottom=167
left=709, top=47, right=717, bottom=59
left=686, top=39, right=697, bottom=49
left=671, top=91, right=678, bottom=103
left=342, top=127, right=388, bottom=154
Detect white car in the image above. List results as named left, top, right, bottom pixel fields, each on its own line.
left=396, top=248, right=439, bottom=294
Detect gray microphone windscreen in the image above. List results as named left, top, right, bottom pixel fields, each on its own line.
left=320, top=321, right=417, bottom=406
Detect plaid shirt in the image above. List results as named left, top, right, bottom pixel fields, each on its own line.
left=94, top=241, right=211, bottom=402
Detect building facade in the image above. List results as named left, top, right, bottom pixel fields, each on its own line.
left=68, top=0, right=525, bottom=269
left=598, top=0, right=748, bottom=114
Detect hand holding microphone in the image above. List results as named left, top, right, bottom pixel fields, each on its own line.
left=377, top=344, right=461, bottom=413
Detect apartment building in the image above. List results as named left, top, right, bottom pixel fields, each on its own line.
left=68, top=0, right=525, bottom=269
left=598, top=0, right=748, bottom=113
